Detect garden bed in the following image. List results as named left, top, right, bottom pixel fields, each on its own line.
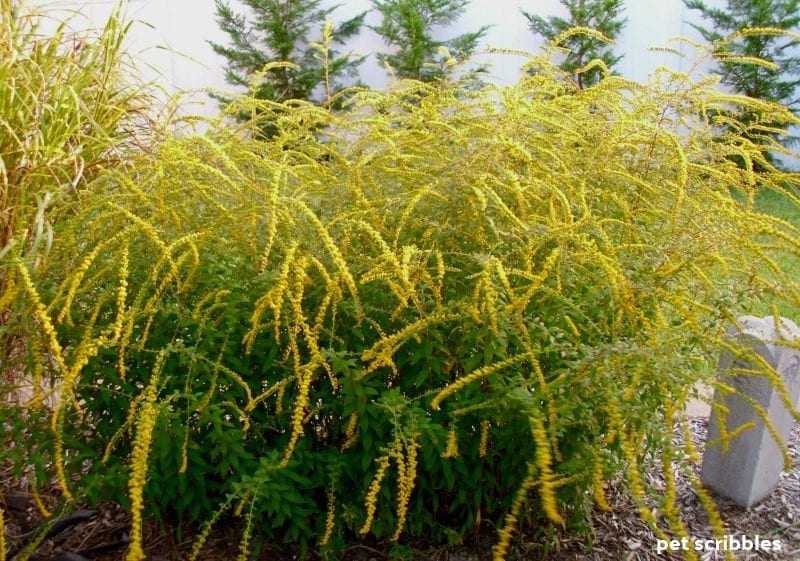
left=3, top=419, right=797, bottom=561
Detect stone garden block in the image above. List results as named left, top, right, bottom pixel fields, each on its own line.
left=700, top=315, right=800, bottom=508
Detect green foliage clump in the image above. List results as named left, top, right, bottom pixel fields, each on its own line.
left=523, top=0, right=627, bottom=89
left=3, top=32, right=800, bottom=561
left=370, top=0, right=488, bottom=81
left=684, top=0, right=800, bottom=159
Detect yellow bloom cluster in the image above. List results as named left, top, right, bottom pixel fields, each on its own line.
left=235, top=503, right=255, bottom=561
left=442, top=425, right=459, bottom=458
left=125, top=357, right=163, bottom=561
left=0, top=279, right=17, bottom=312
left=592, top=457, right=610, bottom=511
left=9, top=30, right=800, bottom=561
left=28, top=336, right=45, bottom=409
left=479, top=419, right=491, bottom=458
left=289, top=198, right=362, bottom=319
left=360, top=311, right=458, bottom=380
left=492, top=461, right=538, bottom=561
left=245, top=244, right=297, bottom=352
left=472, top=266, right=499, bottom=334
left=15, top=258, right=67, bottom=374
left=52, top=408, right=73, bottom=500
left=359, top=453, right=391, bottom=535
left=258, top=166, right=282, bottom=273
left=321, top=487, right=336, bottom=546
left=341, top=412, right=359, bottom=451
left=659, top=394, right=693, bottom=553
left=57, top=234, right=120, bottom=325
left=530, top=414, right=563, bottom=525
left=619, top=427, right=668, bottom=541
left=681, top=419, right=728, bottom=545
left=431, top=352, right=533, bottom=410
left=281, top=366, right=312, bottom=467
left=391, top=437, right=418, bottom=541
left=110, top=244, right=129, bottom=342
left=32, top=489, right=52, bottom=518
left=508, top=249, right=560, bottom=313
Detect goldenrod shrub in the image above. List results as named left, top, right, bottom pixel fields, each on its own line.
left=4, top=44, right=800, bottom=560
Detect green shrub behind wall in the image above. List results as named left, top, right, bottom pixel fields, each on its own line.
left=4, top=45, right=800, bottom=561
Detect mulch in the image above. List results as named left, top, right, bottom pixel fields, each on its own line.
left=2, top=419, right=799, bottom=561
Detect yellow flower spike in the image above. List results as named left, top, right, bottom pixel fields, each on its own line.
left=275, top=382, right=287, bottom=415
left=483, top=270, right=499, bottom=336
left=592, top=457, right=610, bottom=512
left=236, top=498, right=256, bottom=561
left=234, top=490, right=250, bottom=518
left=529, top=414, right=563, bottom=525
left=442, top=424, right=459, bottom=458
left=392, top=437, right=418, bottom=541
left=29, top=336, right=46, bottom=409
left=361, top=311, right=456, bottom=364
left=15, top=258, right=67, bottom=374
left=603, top=399, right=622, bottom=445
left=28, top=487, right=50, bottom=519
left=479, top=419, right=491, bottom=458
left=320, top=487, right=336, bottom=546
left=564, top=315, right=580, bottom=338
left=341, top=412, right=359, bottom=451
left=245, top=376, right=292, bottom=413
left=287, top=198, right=363, bottom=320
left=52, top=408, right=74, bottom=501
left=431, top=352, right=533, bottom=411
left=359, top=453, right=391, bottom=535
left=660, top=390, right=694, bottom=559
left=681, top=423, right=728, bottom=553
left=390, top=439, right=407, bottom=540
left=492, top=461, right=538, bottom=561
left=280, top=367, right=312, bottom=467
left=103, top=394, right=143, bottom=464
left=470, top=275, right=486, bottom=324
left=0, top=279, right=18, bottom=312
left=0, top=508, right=5, bottom=561
left=111, top=241, right=129, bottom=340
left=733, top=390, right=792, bottom=470
left=179, top=426, right=190, bottom=475
left=492, top=258, right=513, bottom=295
left=125, top=352, right=164, bottom=561
left=258, top=166, right=283, bottom=273
left=245, top=244, right=297, bottom=353
left=56, top=233, right=122, bottom=325
left=620, top=427, right=670, bottom=542
left=507, top=248, right=560, bottom=313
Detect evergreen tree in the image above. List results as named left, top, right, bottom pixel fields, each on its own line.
left=684, top=0, right=800, bottom=159
left=209, top=0, right=365, bottom=112
left=370, top=0, right=489, bottom=81
left=523, top=0, right=626, bottom=89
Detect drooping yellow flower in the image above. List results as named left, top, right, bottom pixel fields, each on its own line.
left=125, top=354, right=164, bottom=561
left=359, top=453, right=391, bottom=535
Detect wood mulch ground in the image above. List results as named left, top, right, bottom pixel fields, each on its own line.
left=2, top=419, right=798, bottom=561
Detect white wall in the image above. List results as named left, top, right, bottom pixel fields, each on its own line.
left=33, top=0, right=798, bottom=168
left=35, top=0, right=725, bottom=109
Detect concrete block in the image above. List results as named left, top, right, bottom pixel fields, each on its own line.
left=700, top=315, right=800, bottom=508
